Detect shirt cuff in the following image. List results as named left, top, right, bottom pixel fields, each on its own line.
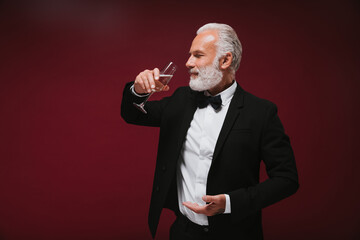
left=224, top=194, right=231, bottom=214
left=130, top=84, right=150, bottom=97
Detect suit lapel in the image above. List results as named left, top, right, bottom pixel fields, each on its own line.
left=174, top=89, right=198, bottom=155
left=171, top=85, right=244, bottom=165
left=212, top=83, right=245, bottom=162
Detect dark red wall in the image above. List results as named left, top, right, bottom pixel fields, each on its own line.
left=0, top=0, right=359, bottom=239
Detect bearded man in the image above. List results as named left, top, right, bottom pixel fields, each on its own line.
left=121, top=23, right=299, bottom=240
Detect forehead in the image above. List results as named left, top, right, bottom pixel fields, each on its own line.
left=189, top=30, right=218, bottom=53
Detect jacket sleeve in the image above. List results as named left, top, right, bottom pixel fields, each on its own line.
left=228, top=103, right=299, bottom=222
left=120, top=82, right=172, bottom=127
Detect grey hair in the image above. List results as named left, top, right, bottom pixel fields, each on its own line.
left=197, top=23, right=242, bottom=74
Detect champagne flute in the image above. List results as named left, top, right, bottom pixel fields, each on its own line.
left=133, top=62, right=177, bottom=114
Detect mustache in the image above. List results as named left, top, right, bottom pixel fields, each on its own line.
left=189, top=68, right=199, bottom=74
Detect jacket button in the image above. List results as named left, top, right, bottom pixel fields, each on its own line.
left=162, top=165, right=166, bottom=171
left=156, top=186, right=160, bottom=192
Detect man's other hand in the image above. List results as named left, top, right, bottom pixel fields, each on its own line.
left=182, top=194, right=226, bottom=216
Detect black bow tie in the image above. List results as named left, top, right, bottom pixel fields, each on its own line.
left=197, top=94, right=222, bottom=110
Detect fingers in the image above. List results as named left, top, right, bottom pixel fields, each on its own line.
left=141, top=72, right=152, bottom=93
left=153, top=68, right=159, bottom=81
left=134, top=69, right=155, bottom=94
left=182, top=195, right=226, bottom=216
left=134, top=70, right=150, bottom=94
left=133, top=68, right=166, bottom=94
left=153, top=68, right=162, bottom=91
left=135, top=74, right=146, bottom=93
left=182, top=202, right=206, bottom=214
left=146, top=70, right=156, bottom=91
left=182, top=201, right=217, bottom=215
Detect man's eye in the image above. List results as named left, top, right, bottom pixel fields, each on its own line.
left=195, top=54, right=203, bottom=58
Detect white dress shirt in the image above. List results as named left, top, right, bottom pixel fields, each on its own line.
left=177, top=81, right=237, bottom=226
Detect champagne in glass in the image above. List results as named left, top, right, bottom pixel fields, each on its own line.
left=154, top=74, right=173, bottom=91
left=133, top=62, right=177, bottom=114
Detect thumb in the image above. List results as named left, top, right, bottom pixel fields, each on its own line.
left=202, top=195, right=215, bottom=203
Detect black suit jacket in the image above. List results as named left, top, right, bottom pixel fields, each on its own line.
left=121, top=82, right=299, bottom=239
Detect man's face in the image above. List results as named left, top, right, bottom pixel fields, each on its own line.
left=186, top=30, right=223, bottom=92
left=186, top=30, right=218, bottom=75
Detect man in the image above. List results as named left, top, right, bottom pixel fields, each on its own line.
left=121, top=23, right=299, bottom=240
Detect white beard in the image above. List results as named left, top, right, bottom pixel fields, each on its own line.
left=189, top=61, right=223, bottom=92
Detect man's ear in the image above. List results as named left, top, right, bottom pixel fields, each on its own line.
left=219, top=52, right=233, bottom=70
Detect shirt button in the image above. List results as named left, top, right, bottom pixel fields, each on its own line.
left=203, top=227, right=209, bottom=232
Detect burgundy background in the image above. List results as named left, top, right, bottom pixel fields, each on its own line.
left=0, top=0, right=359, bottom=239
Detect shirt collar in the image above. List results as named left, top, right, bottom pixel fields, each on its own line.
left=204, top=80, right=237, bottom=106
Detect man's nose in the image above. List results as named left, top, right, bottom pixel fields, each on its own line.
left=186, top=56, right=195, bottom=69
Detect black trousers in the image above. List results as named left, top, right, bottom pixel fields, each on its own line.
left=169, top=213, right=263, bottom=240
left=169, top=214, right=218, bottom=240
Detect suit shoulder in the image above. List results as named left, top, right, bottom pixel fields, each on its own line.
left=242, top=89, right=277, bottom=111
left=174, top=86, right=192, bottom=93
left=171, top=86, right=194, bottom=97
